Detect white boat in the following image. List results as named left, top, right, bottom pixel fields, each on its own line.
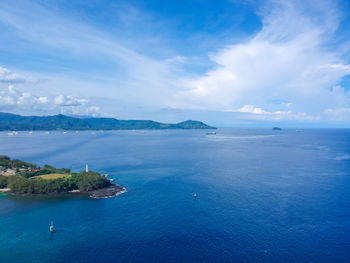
left=50, top=221, right=54, bottom=233
left=194, top=193, right=197, bottom=198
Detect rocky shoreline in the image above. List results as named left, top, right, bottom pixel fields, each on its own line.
left=88, top=184, right=126, bottom=199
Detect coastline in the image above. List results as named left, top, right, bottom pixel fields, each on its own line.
left=1, top=183, right=126, bottom=199
left=89, top=185, right=127, bottom=199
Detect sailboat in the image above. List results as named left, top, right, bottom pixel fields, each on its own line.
left=50, top=221, right=54, bottom=233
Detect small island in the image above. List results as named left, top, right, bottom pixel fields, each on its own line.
left=0, top=155, right=125, bottom=198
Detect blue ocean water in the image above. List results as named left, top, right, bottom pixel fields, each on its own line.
left=0, top=128, right=350, bottom=262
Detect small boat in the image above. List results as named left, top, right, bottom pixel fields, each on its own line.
left=194, top=193, right=197, bottom=198
left=206, top=132, right=216, bottom=135
left=49, top=221, right=54, bottom=233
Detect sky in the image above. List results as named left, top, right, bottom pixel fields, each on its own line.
left=1, top=0, right=350, bottom=127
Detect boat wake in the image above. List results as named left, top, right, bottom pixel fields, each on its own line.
left=335, top=155, right=350, bottom=161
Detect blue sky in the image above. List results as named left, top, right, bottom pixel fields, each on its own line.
left=1, top=0, right=350, bottom=127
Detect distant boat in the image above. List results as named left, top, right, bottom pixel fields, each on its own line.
left=28, top=131, right=33, bottom=134
left=272, top=127, right=282, bottom=131
left=194, top=193, right=197, bottom=198
left=63, top=131, right=67, bottom=134
left=49, top=221, right=54, bottom=233
left=206, top=132, right=216, bottom=135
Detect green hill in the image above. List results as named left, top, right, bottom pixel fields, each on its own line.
left=0, top=112, right=216, bottom=131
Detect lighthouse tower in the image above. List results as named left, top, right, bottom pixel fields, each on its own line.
left=85, top=164, right=89, bottom=172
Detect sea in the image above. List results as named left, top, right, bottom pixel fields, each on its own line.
left=0, top=128, right=349, bottom=262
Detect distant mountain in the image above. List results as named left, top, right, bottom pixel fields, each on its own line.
left=0, top=112, right=216, bottom=131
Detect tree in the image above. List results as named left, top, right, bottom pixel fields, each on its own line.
left=0, top=175, right=8, bottom=188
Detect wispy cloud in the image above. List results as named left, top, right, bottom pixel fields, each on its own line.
left=0, top=67, right=33, bottom=83
left=0, top=0, right=185, bottom=107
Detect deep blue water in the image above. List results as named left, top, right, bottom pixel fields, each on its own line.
left=0, top=128, right=350, bottom=262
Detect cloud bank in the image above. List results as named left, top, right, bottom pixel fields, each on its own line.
left=0, top=84, right=99, bottom=116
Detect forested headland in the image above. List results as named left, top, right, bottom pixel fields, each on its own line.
left=0, top=155, right=112, bottom=194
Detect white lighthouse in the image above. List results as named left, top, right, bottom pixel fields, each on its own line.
left=85, top=164, right=89, bottom=172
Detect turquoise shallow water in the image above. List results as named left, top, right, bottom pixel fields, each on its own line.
left=0, top=128, right=350, bottom=262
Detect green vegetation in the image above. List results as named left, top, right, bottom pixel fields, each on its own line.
left=0, top=156, right=111, bottom=194
left=71, top=171, right=111, bottom=191
left=0, top=155, right=36, bottom=170
left=20, top=165, right=71, bottom=178
left=0, top=175, right=8, bottom=188
left=0, top=112, right=216, bottom=130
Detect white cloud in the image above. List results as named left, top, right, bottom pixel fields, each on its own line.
left=0, top=85, right=97, bottom=116
left=37, top=96, right=48, bottom=104
left=227, top=104, right=317, bottom=122
left=53, top=95, right=88, bottom=107
left=0, top=67, right=32, bottom=83
left=237, top=105, right=271, bottom=114
left=0, top=0, right=350, bottom=126
left=175, top=0, right=350, bottom=122
left=0, top=1, right=183, bottom=108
